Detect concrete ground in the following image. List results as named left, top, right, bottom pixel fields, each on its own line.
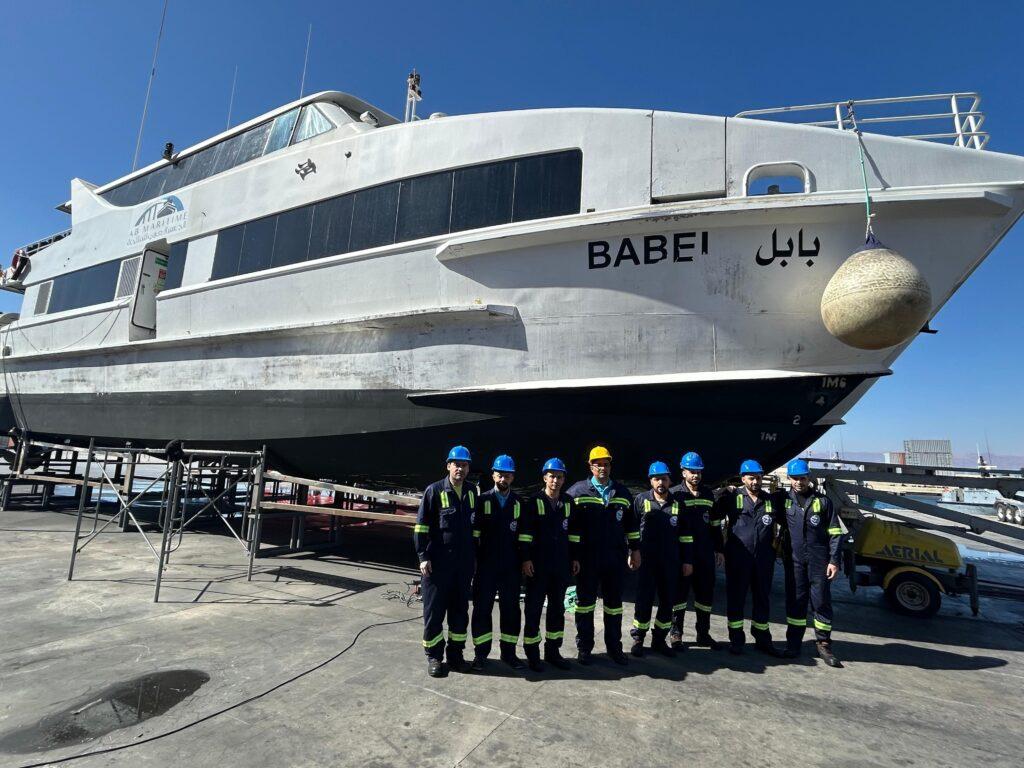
left=1, top=507, right=1023, bottom=768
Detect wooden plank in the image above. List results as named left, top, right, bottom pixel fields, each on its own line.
left=261, top=500, right=416, bottom=524
left=262, top=471, right=420, bottom=506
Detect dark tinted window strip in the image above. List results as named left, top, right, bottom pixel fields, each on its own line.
left=45, top=259, right=124, bottom=314
left=212, top=149, right=581, bottom=283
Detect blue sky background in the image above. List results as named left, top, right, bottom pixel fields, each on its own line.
left=2, top=1, right=1022, bottom=462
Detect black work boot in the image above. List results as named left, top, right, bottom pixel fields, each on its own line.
left=427, top=657, right=446, bottom=678
left=755, top=639, right=783, bottom=658
left=524, top=647, right=544, bottom=672
left=695, top=633, right=721, bottom=650
left=470, top=655, right=488, bottom=672
left=630, top=637, right=645, bottom=657
left=728, top=642, right=744, bottom=655
left=668, top=630, right=684, bottom=651
left=447, top=651, right=471, bottom=673
left=545, top=647, right=571, bottom=670
left=651, top=638, right=675, bottom=658
left=577, top=649, right=593, bottom=666
left=608, top=646, right=629, bottom=665
left=817, top=641, right=843, bottom=668
left=781, top=643, right=801, bottom=659
left=501, top=651, right=526, bottom=670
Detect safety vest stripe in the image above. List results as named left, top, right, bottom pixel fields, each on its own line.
left=609, top=497, right=631, bottom=507
left=440, top=491, right=449, bottom=507
left=693, top=601, right=712, bottom=613
left=603, top=606, right=623, bottom=615
left=827, top=527, right=843, bottom=535
left=812, top=498, right=821, bottom=513
left=523, top=634, right=542, bottom=645
left=499, top=633, right=519, bottom=644
left=686, top=498, right=714, bottom=507
left=573, top=603, right=596, bottom=614
left=468, top=491, right=475, bottom=506
left=484, top=501, right=492, bottom=515
left=751, top=621, right=770, bottom=631
left=813, top=618, right=832, bottom=631
left=545, top=631, right=564, bottom=640
left=736, top=495, right=743, bottom=509
left=568, top=534, right=581, bottom=543
left=679, top=535, right=694, bottom=543
left=517, top=534, right=533, bottom=542
left=632, top=619, right=651, bottom=630
left=536, top=498, right=545, bottom=515
left=626, top=531, right=640, bottom=540
left=672, top=602, right=687, bottom=611
left=671, top=502, right=679, bottom=514
left=413, top=524, right=429, bottom=533
left=448, top=632, right=468, bottom=642
left=654, top=619, right=673, bottom=630
left=513, top=501, right=520, bottom=519
left=473, top=632, right=493, bottom=645
left=423, top=632, right=445, bottom=648
left=575, top=496, right=604, bottom=504
left=786, top=616, right=807, bottom=626
left=643, top=499, right=651, bottom=512
left=728, top=619, right=744, bottom=629
left=472, top=530, right=481, bottom=538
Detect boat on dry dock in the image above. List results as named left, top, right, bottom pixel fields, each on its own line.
left=2, top=91, right=1022, bottom=483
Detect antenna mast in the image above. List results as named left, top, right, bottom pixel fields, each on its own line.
left=226, top=64, right=238, bottom=130
left=299, top=24, right=312, bottom=97
left=132, top=0, right=170, bottom=170
left=404, top=69, right=422, bottom=122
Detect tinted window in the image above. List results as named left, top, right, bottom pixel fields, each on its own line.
left=184, top=145, right=219, bottom=186
left=211, top=225, right=244, bottom=280
left=451, top=160, right=514, bottom=232
left=235, top=122, right=271, bottom=166
left=512, top=150, right=582, bottom=222
left=106, top=175, right=148, bottom=207
left=292, top=105, right=333, bottom=144
left=141, top=164, right=173, bottom=201
left=349, top=183, right=399, bottom=251
left=161, top=241, right=187, bottom=291
left=210, top=133, right=243, bottom=176
left=308, top=195, right=353, bottom=261
left=264, top=109, right=299, bottom=156
left=47, top=259, right=122, bottom=314
left=237, top=215, right=277, bottom=275
left=271, top=206, right=313, bottom=268
left=397, top=172, right=452, bottom=241
left=163, top=155, right=192, bottom=196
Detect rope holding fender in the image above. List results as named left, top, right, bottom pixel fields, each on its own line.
left=845, top=100, right=877, bottom=242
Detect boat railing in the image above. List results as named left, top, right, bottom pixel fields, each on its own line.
left=735, top=92, right=988, bottom=150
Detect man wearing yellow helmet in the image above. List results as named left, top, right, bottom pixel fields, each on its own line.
left=565, top=446, right=641, bottom=665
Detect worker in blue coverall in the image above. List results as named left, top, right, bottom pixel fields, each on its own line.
left=519, top=457, right=581, bottom=672
left=470, top=454, right=527, bottom=671
left=414, top=445, right=478, bottom=678
left=670, top=451, right=726, bottom=651
left=723, top=459, right=783, bottom=657
left=779, top=458, right=844, bottom=668
left=630, top=461, right=693, bottom=657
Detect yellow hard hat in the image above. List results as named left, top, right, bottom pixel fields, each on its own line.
left=588, top=445, right=613, bottom=462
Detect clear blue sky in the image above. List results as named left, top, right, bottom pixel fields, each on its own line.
left=2, top=1, right=1022, bottom=459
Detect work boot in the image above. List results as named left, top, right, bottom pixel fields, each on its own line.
left=427, top=658, right=446, bottom=678
left=816, top=641, right=843, bottom=668
left=577, top=650, right=593, bottom=666
left=781, top=644, right=801, bottom=660
left=668, top=630, right=684, bottom=651
left=501, top=652, right=526, bottom=671
left=470, top=655, right=488, bottom=672
left=630, top=638, right=645, bottom=657
left=608, top=647, right=629, bottom=665
left=447, top=652, right=471, bottom=673
left=728, top=642, right=744, bottom=655
left=755, top=640, right=783, bottom=658
left=695, top=633, right=721, bottom=651
left=545, top=649, right=571, bottom=670
left=651, top=639, right=675, bottom=658
left=527, top=657, right=544, bottom=672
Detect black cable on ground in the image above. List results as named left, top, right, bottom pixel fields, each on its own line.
left=16, top=614, right=420, bottom=768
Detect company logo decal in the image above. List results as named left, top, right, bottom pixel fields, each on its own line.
left=127, top=195, right=188, bottom=246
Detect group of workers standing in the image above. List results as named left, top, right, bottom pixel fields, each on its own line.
left=413, top=444, right=844, bottom=679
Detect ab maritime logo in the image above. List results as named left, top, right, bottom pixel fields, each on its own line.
left=126, top=195, right=188, bottom=246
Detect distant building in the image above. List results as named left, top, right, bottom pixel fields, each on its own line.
left=904, top=439, right=953, bottom=467
left=884, top=451, right=907, bottom=465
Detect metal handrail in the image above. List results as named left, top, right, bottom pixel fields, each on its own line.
left=735, top=92, right=989, bottom=150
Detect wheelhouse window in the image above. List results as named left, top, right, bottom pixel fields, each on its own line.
left=206, top=149, right=583, bottom=283
left=100, top=102, right=338, bottom=208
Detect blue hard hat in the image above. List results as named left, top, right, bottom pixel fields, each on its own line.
left=542, top=457, right=567, bottom=474
left=680, top=451, right=705, bottom=471
left=787, top=458, right=810, bottom=477
left=739, top=459, right=764, bottom=475
left=492, top=454, right=516, bottom=473
left=648, top=461, right=672, bottom=478
left=446, top=445, right=472, bottom=463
